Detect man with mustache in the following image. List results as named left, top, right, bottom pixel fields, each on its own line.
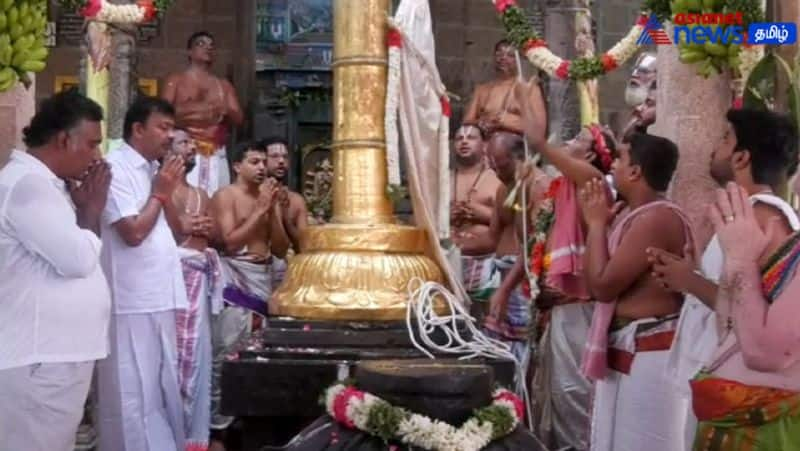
left=259, top=137, right=308, bottom=289
left=464, top=40, right=547, bottom=139
left=163, top=31, right=243, bottom=197
left=449, top=123, right=502, bottom=315
left=209, top=142, right=290, bottom=446
left=165, top=128, right=222, bottom=451
left=95, top=96, right=188, bottom=451
left=620, top=52, right=657, bottom=141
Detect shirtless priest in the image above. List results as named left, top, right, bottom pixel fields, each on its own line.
left=163, top=31, right=244, bottom=196
left=450, top=123, right=502, bottom=309
left=209, top=142, right=290, bottom=443
left=259, top=137, right=309, bottom=289
left=579, top=133, right=696, bottom=451
left=463, top=40, right=547, bottom=136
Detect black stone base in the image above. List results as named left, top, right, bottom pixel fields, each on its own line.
left=221, top=318, right=516, bottom=451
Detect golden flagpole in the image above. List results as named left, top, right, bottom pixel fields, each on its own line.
left=269, top=0, right=444, bottom=321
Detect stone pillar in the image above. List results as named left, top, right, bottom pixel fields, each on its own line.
left=544, top=0, right=580, bottom=142
left=650, top=44, right=732, bottom=249
left=0, top=77, right=36, bottom=156
left=108, top=26, right=136, bottom=141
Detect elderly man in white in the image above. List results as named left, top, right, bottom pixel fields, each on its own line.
left=0, top=91, right=111, bottom=451
left=95, top=96, right=189, bottom=451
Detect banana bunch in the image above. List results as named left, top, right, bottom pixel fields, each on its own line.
left=0, top=0, right=49, bottom=92
left=670, top=0, right=745, bottom=79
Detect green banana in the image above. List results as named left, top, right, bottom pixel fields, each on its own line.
left=728, top=54, right=741, bottom=69
left=0, top=66, right=14, bottom=83
left=686, top=0, right=702, bottom=11
left=680, top=49, right=708, bottom=64
left=704, top=41, right=728, bottom=57
left=702, top=0, right=715, bottom=11
left=1, top=0, right=13, bottom=13
left=27, top=45, right=46, bottom=61
left=7, top=6, right=17, bottom=25
left=0, top=12, right=6, bottom=32
left=9, top=23, right=22, bottom=40
left=18, top=2, right=29, bottom=19
left=672, top=0, right=689, bottom=14
left=19, top=59, right=44, bottom=72
left=11, top=49, right=28, bottom=67
left=12, top=35, right=32, bottom=53
left=727, top=44, right=742, bottom=58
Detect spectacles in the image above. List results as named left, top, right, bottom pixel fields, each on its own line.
left=193, top=39, right=215, bottom=49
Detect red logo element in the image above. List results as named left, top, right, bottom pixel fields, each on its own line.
left=646, top=28, right=673, bottom=45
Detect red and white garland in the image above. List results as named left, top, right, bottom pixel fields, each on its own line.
left=385, top=21, right=452, bottom=239
left=80, top=0, right=158, bottom=24
left=492, top=0, right=646, bottom=81
left=324, top=383, right=524, bottom=451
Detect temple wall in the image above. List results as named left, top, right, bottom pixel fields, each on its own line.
left=36, top=0, right=638, bottom=135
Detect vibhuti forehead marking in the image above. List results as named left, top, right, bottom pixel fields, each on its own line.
left=455, top=125, right=477, bottom=139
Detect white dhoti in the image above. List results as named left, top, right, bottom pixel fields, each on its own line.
left=95, top=311, right=185, bottom=451
left=534, top=302, right=594, bottom=451
left=590, top=316, right=689, bottom=451
left=177, top=248, right=223, bottom=450
left=0, top=361, right=94, bottom=451
left=271, top=256, right=287, bottom=291
left=187, top=147, right=230, bottom=197
left=210, top=256, right=272, bottom=431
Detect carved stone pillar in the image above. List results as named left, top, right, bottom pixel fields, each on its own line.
left=650, top=44, right=732, bottom=249
left=0, top=77, right=36, bottom=156
left=543, top=0, right=581, bottom=142
left=108, top=25, right=136, bottom=140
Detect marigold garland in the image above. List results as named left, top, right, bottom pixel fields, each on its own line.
left=322, top=383, right=524, bottom=451
left=521, top=178, right=559, bottom=300
left=492, top=0, right=647, bottom=81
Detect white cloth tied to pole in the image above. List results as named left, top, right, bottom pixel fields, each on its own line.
left=387, top=0, right=468, bottom=304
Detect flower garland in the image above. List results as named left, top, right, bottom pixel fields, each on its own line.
left=521, top=178, right=560, bottom=300
left=587, top=124, right=613, bottom=172
left=59, top=0, right=172, bottom=23
left=323, top=383, right=524, bottom=451
left=493, top=0, right=646, bottom=81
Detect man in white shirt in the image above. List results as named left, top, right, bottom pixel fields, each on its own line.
left=95, top=96, right=189, bottom=451
left=0, top=90, right=111, bottom=451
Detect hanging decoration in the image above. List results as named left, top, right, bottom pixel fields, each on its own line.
left=323, top=383, right=524, bottom=451
left=0, top=0, right=50, bottom=93
left=59, top=0, right=172, bottom=23
left=492, top=0, right=646, bottom=81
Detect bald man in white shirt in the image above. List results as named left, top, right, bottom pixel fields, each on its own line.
left=0, top=91, right=111, bottom=451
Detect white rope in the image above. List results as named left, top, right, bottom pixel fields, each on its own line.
left=405, top=278, right=534, bottom=431
left=513, top=49, right=537, bottom=298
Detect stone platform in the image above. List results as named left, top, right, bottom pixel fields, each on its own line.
left=220, top=318, right=516, bottom=450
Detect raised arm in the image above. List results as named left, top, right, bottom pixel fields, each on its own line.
left=223, top=80, right=244, bottom=127
left=720, top=258, right=800, bottom=371
left=712, top=183, right=800, bottom=372
left=463, top=85, right=485, bottom=124
left=106, top=157, right=182, bottom=247
left=161, top=73, right=178, bottom=104
left=517, top=81, right=602, bottom=187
